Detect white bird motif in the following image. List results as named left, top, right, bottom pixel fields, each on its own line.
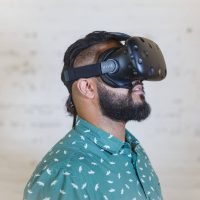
left=94, top=137, right=97, bottom=144
left=72, top=141, right=76, bottom=145
left=80, top=135, right=85, bottom=140
left=108, top=135, right=113, bottom=139
left=120, top=188, right=124, bottom=195
left=91, top=162, right=97, bottom=166
left=79, top=166, right=83, bottom=173
left=106, top=170, right=111, bottom=175
left=150, top=186, right=155, bottom=191
left=109, top=188, right=115, bottom=192
left=95, top=183, right=99, bottom=191
left=27, top=189, right=33, bottom=194
left=125, top=184, right=130, bottom=189
left=103, top=145, right=110, bottom=149
left=37, top=181, right=45, bottom=186
left=140, top=178, right=145, bottom=183
left=71, top=183, right=79, bottom=190
left=34, top=173, right=40, bottom=177
left=119, top=149, right=124, bottom=154
left=84, top=194, right=88, bottom=199
left=55, top=150, right=60, bottom=154
left=107, top=180, right=113, bottom=184
left=88, top=170, right=95, bottom=174
left=103, top=195, right=108, bottom=200
left=63, top=171, right=70, bottom=176
left=46, top=168, right=51, bottom=175
left=51, top=180, right=57, bottom=186
left=84, top=144, right=88, bottom=149
left=84, top=129, right=90, bottom=133
left=149, top=176, right=152, bottom=181
left=81, top=182, right=87, bottom=189
left=60, top=189, right=66, bottom=195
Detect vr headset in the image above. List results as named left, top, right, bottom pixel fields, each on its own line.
left=63, top=32, right=167, bottom=90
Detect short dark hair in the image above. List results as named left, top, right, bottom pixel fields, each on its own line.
left=61, top=31, right=123, bottom=116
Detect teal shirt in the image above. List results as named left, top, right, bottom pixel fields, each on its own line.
left=24, top=116, right=163, bottom=200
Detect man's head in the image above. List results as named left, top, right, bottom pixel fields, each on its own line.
left=61, top=31, right=151, bottom=124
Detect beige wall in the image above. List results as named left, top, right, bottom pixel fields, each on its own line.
left=0, top=0, right=200, bottom=199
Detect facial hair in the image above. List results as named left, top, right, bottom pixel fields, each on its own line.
left=96, top=80, right=151, bottom=123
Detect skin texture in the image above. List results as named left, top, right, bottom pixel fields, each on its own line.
left=71, top=41, right=146, bottom=142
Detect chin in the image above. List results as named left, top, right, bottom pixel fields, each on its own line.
left=132, top=94, right=145, bottom=103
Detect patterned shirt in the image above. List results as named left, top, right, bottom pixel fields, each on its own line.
left=24, top=115, right=163, bottom=200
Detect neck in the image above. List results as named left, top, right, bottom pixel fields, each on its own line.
left=78, top=112, right=126, bottom=142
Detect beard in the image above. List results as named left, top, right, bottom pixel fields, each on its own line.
left=96, top=80, right=151, bottom=123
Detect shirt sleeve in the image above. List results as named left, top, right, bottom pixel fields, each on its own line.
left=23, top=164, right=94, bottom=200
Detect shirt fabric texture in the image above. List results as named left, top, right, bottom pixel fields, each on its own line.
left=24, top=115, right=163, bottom=200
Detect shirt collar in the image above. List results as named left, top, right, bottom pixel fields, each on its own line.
left=74, top=115, right=140, bottom=154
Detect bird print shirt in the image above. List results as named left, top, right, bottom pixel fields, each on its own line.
left=24, top=115, right=163, bottom=200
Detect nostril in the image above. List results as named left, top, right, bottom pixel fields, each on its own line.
left=132, top=80, right=143, bottom=87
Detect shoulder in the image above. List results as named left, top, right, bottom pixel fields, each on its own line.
left=24, top=150, right=93, bottom=200
left=24, top=129, right=94, bottom=200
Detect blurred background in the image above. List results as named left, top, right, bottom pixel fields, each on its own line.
left=0, top=0, right=200, bottom=199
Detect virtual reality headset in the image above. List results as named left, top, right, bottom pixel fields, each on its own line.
left=63, top=32, right=167, bottom=90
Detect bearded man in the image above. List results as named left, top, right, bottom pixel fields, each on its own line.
left=24, top=31, right=164, bottom=200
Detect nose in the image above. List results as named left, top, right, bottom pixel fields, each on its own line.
left=132, top=80, right=143, bottom=87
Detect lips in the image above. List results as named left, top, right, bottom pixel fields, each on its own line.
left=132, top=84, right=144, bottom=94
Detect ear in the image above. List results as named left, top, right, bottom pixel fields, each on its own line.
left=76, top=78, right=95, bottom=99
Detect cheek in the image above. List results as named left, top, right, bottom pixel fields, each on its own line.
left=108, top=87, right=129, bottom=96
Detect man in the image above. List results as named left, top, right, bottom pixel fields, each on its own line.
left=24, top=31, right=164, bottom=200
